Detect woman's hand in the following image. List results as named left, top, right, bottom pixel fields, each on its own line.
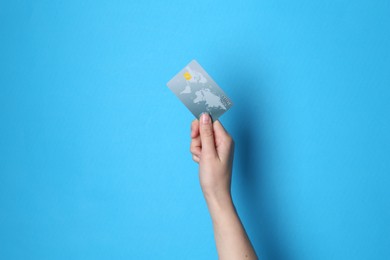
left=189, top=113, right=258, bottom=260
left=190, top=113, right=234, bottom=201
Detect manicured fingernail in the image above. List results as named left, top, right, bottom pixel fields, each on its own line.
left=201, top=113, right=211, bottom=125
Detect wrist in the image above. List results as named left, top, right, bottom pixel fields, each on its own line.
left=203, top=189, right=234, bottom=216
left=203, top=187, right=231, bottom=202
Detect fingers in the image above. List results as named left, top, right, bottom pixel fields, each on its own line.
left=190, top=135, right=201, bottom=156
left=199, top=113, right=217, bottom=158
left=192, top=154, right=200, bottom=163
left=213, top=120, right=229, bottom=138
left=213, top=120, right=233, bottom=145
left=190, top=115, right=233, bottom=163
left=191, top=119, right=199, bottom=138
left=190, top=119, right=201, bottom=156
left=213, top=120, right=234, bottom=161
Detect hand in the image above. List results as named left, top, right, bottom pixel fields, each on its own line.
left=190, top=114, right=257, bottom=259
left=190, top=113, right=235, bottom=201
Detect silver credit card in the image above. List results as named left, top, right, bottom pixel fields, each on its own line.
left=167, top=60, right=233, bottom=122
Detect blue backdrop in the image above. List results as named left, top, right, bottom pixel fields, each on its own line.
left=1, top=0, right=389, bottom=259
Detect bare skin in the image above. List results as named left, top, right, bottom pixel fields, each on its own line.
left=190, top=113, right=258, bottom=260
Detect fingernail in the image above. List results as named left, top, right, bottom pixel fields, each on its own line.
left=201, top=113, right=211, bottom=125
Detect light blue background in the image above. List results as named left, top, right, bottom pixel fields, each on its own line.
left=1, top=0, right=389, bottom=259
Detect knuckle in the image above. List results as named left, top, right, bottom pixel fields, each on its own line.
left=192, top=155, right=199, bottom=163
left=190, top=144, right=200, bottom=155
left=191, top=120, right=196, bottom=129
left=191, top=119, right=198, bottom=128
left=201, top=126, right=214, bottom=137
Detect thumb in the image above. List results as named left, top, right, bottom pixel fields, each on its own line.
left=199, top=113, right=217, bottom=158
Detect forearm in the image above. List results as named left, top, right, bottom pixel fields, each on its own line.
left=205, top=192, right=258, bottom=260
left=190, top=116, right=257, bottom=259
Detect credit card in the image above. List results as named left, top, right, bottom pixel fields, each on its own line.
left=167, top=60, right=233, bottom=122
